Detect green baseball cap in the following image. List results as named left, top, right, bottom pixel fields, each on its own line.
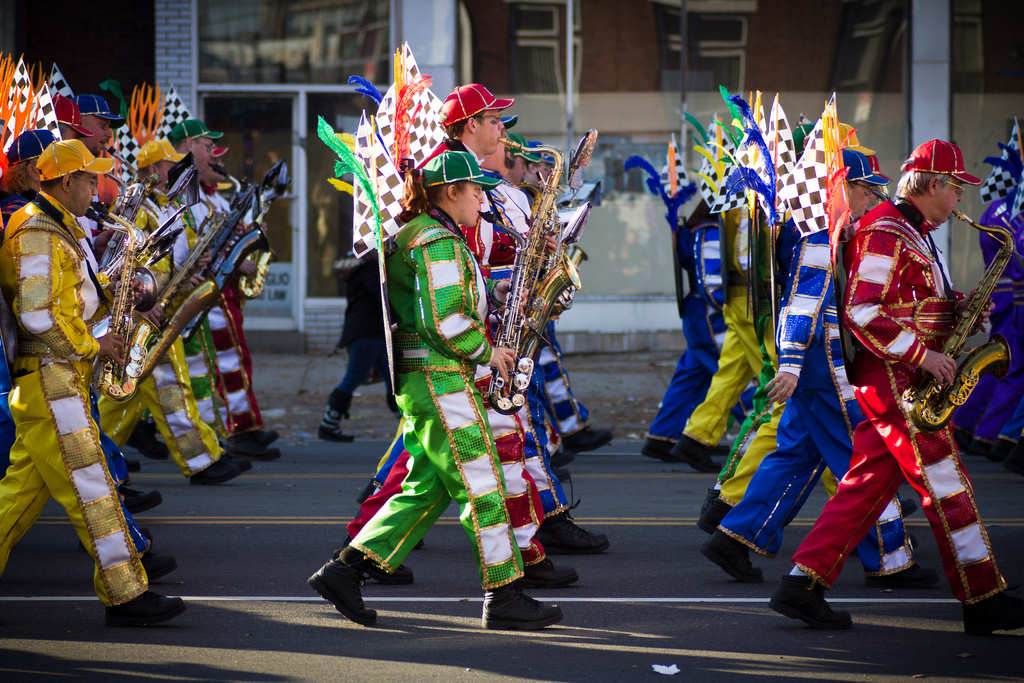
left=168, top=118, right=223, bottom=145
left=506, top=133, right=541, bottom=162
left=423, top=151, right=501, bottom=189
left=793, top=122, right=815, bottom=157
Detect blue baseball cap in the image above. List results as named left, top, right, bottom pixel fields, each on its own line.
left=73, top=94, right=124, bottom=125
left=501, top=114, right=518, bottom=130
left=843, top=149, right=888, bottom=186
left=528, top=140, right=556, bottom=165
left=6, top=129, right=57, bottom=166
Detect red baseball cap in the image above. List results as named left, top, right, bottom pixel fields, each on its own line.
left=901, top=139, right=981, bottom=185
left=441, top=84, right=514, bottom=127
left=54, top=95, right=94, bottom=137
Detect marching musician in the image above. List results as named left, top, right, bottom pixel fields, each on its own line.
left=97, top=138, right=246, bottom=485
left=770, top=139, right=1024, bottom=635
left=0, top=139, right=184, bottom=625
left=1, top=129, right=54, bottom=230
left=308, top=151, right=563, bottom=630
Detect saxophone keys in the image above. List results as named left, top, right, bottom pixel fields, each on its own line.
left=512, top=394, right=526, bottom=407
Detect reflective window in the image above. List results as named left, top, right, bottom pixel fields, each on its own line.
left=202, top=95, right=294, bottom=316
left=198, top=0, right=389, bottom=84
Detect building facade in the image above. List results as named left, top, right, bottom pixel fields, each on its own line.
left=4, top=0, right=1023, bottom=351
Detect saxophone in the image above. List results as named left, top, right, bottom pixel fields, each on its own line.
left=486, top=139, right=580, bottom=414
left=903, top=209, right=1014, bottom=432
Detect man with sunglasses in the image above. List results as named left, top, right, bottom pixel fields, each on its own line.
left=770, top=139, right=1024, bottom=636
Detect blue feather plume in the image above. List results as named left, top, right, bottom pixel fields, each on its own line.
left=625, top=154, right=697, bottom=232
left=984, top=143, right=1024, bottom=177
left=726, top=93, right=779, bottom=224
left=347, top=75, right=384, bottom=105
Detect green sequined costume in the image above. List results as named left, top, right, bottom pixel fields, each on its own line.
left=351, top=212, right=524, bottom=589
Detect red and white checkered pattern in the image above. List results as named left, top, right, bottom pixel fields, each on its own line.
left=980, top=120, right=1020, bottom=205
left=779, top=116, right=829, bottom=237
left=352, top=112, right=406, bottom=258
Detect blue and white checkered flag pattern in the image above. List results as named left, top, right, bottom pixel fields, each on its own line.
left=980, top=121, right=1021, bottom=205
left=49, top=63, right=74, bottom=99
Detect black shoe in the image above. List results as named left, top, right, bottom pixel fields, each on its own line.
left=189, top=458, right=244, bottom=485
left=535, top=511, right=609, bottom=554
left=126, top=421, right=170, bottom=460
left=701, top=531, right=763, bottom=583
left=482, top=583, right=563, bottom=630
left=770, top=574, right=852, bottom=629
left=550, top=448, right=575, bottom=468
left=366, top=562, right=414, bottom=585
left=953, top=425, right=974, bottom=453
left=105, top=591, right=186, bottom=627
left=318, top=425, right=355, bottom=442
left=989, top=438, right=1015, bottom=463
left=698, top=494, right=732, bottom=535
left=562, top=426, right=613, bottom=453
left=552, top=466, right=572, bottom=483
left=523, top=558, right=579, bottom=588
left=900, top=496, right=919, bottom=517
left=968, top=437, right=994, bottom=457
left=666, top=435, right=721, bottom=473
left=1004, top=442, right=1024, bottom=476
left=226, top=432, right=281, bottom=460
left=224, top=454, right=253, bottom=472
left=120, top=486, right=163, bottom=514
left=125, top=458, right=141, bottom=472
left=963, top=591, right=1024, bottom=636
left=308, top=558, right=376, bottom=626
left=141, top=553, right=178, bottom=582
left=865, top=563, right=939, bottom=589
left=253, top=429, right=279, bottom=447
left=641, top=437, right=673, bottom=461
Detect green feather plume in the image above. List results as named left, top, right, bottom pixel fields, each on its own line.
left=317, top=115, right=383, bottom=242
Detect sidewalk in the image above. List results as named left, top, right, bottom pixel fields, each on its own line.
left=250, top=349, right=685, bottom=443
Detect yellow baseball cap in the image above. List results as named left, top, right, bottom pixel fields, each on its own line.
left=36, top=139, right=114, bottom=181
left=137, top=138, right=186, bottom=169
left=839, top=123, right=875, bottom=156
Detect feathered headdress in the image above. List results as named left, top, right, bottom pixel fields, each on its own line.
left=624, top=153, right=697, bottom=232
left=318, top=114, right=382, bottom=242
left=720, top=89, right=778, bottom=225
left=127, top=82, right=163, bottom=145
left=348, top=75, right=384, bottom=106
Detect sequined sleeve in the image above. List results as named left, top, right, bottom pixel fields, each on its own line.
left=410, top=235, right=493, bottom=365
left=9, top=230, right=100, bottom=361
left=843, top=229, right=927, bottom=368
left=692, top=221, right=725, bottom=310
left=777, top=230, right=832, bottom=377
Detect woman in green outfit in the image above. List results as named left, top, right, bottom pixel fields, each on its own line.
left=308, top=151, right=563, bottom=631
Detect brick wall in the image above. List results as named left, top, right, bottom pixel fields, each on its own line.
left=155, top=0, right=194, bottom=111
left=304, top=302, right=347, bottom=352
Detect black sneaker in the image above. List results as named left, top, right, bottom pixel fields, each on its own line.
left=308, top=558, right=377, bottom=626
left=523, top=558, right=579, bottom=588
left=223, top=453, right=253, bottom=472
left=189, top=458, right=244, bottom=485
left=121, top=486, right=163, bottom=514
left=365, top=562, right=414, bottom=585
left=141, top=553, right=178, bottom=582
left=226, top=432, right=281, bottom=460
left=535, top=511, right=609, bottom=554
left=989, top=438, right=1015, bottom=463
left=482, top=583, right=562, bottom=630
left=968, top=437, right=994, bottom=457
left=1005, top=443, right=1024, bottom=476
left=698, top=493, right=733, bottom=535
left=953, top=425, right=974, bottom=453
left=550, top=447, right=575, bottom=468
left=701, top=531, right=763, bottom=583
left=770, top=574, right=852, bottom=629
left=126, top=421, right=170, bottom=460
left=963, top=591, right=1024, bottom=636
left=105, top=591, right=186, bottom=626
left=125, top=458, right=141, bottom=472
left=253, top=429, right=280, bottom=447
left=552, top=466, right=572, bottom=483
left=562, top=426, right=613, bottom=453
left=666, top=435, right=721, bottom=473
left=318, top=425, right=355, bottom=442
left=865, top=563, right=939, bottom=589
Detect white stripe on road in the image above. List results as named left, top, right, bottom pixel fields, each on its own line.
left=0, top=595, right=959, bottom=604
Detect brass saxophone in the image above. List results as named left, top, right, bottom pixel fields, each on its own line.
left=486, top=138, right=580, bottom=414
left=903, top=209, right=1014, bottom=432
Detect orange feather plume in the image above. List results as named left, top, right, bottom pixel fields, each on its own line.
left=128, top=82, right=163, bottom=145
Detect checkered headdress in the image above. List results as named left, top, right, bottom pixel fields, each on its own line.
left=32, top=82, right=59, bottom=137
left=778, top=115, right=828, bottom=237
left=155, top=86, right=191, bottom=140
left=660, top=133, right=687, bottom=195
left=3, top=57, right=34, bottom=152
left=980, top=119, right=1022, bottom=205
left=375, top=43, right=445, bottom=169
left=351, top=112, right=405, bottom=257
left=49, top=63, right=74, bottom=99
left=695, top=115, right=745, bottom=214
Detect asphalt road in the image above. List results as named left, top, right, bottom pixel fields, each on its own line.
left=2, top=438, right=1022, bottom=682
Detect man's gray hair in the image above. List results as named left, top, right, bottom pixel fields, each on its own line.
left=896, top=170, right=949, bottom=198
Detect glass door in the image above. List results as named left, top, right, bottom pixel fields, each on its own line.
left=201, top=94, right=297, bottom=321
